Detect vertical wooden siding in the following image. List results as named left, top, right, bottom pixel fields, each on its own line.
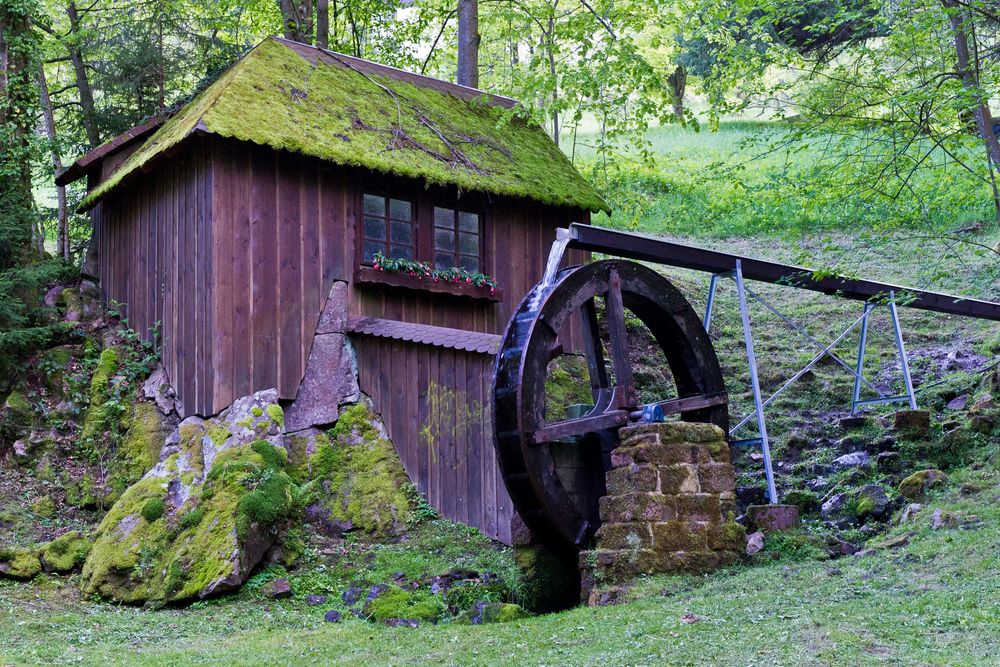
left=92, top=135, right=590, bottom=542
left=92, top=138, right=215, bottom=416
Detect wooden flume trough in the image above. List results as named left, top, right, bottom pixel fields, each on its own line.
left=492, top=224, right=1000, bottom=556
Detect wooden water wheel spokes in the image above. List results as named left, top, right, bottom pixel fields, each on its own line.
left=493, top=259, right=729, bottom=555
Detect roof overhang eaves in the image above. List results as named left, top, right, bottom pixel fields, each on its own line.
left=56, top=114, right=170, bottom=187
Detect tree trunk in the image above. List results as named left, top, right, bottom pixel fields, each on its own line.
left=316, top=0, right=329, bottom=49
left=456, top=0, right=480, bottom=87
left=942, top=0, right=1000, bottom=224
left=668, top=64, right=686, bottom=119
left=942, top=2, right=1000, bottom=164
left=0, top=2, right=40, bottom=265
left=66, top=1, right=100, bottom=148
left=37, top=64, right=69, bottom=260
left=280, top=0, right=299, bottom=40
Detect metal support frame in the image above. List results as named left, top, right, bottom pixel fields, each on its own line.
left=732, top=261, right=778, bottom=504
left=851, top=291, right=917, bottom=412
left=705, top=270, right=921, bottom=504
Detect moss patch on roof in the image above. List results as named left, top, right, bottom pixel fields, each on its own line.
left=83, top=37, right=608, bottom=213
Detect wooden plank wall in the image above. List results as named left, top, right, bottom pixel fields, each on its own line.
left=91, top=138, right=216, bottom=416
left=352, top=338, right=510, bottom=542
left=93, top=135, right=590, bottom=543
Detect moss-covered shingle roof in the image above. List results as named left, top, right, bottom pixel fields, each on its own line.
left=82, top=37, right=609, bottom=213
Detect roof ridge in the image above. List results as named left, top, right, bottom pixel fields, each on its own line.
left=269, top=36, right=521, bottom=108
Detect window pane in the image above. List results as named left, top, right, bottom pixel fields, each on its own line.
left=459, top=255, right=480, bottom=272
left=459, top=232, right=479, bottom=255
left=434, top=228, right=455, bottom=251
left=389, top=198, right=411, bottom=221
left=364, top=216, right=386, bottom=240
left=458, top=211, right=479, bottom=232
left=363, top=240, right=386, bottom=262
left=434, top=252, right=453, bottom=270
left=390, top=244, right=414, bottom=260
left=363, top=194, right=385, bottom=216
left=434, top=207, right=455, bottom=228
left=391, top=221, right=412, bottom=245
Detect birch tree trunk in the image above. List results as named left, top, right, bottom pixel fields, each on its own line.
left=38, top=63, right=69, bottom=260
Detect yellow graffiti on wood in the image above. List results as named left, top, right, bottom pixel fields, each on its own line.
left=420, top=381, right=490, bottom=469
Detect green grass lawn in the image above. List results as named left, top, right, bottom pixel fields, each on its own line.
left=584, top=121, right=1000, bottom=239
left=4, top=466, right=1000, bottom=665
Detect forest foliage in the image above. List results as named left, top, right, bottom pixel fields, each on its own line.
left=1, top=0, right=999, bottom=382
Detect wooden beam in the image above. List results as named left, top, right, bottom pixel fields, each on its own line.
left=566, top=224, right=1000, bottom=321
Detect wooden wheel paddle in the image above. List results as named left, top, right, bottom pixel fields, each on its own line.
left=493, top=259, right=728, bottom=556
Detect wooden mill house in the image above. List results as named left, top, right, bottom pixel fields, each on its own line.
left=58, top=37, right=608, bottom=544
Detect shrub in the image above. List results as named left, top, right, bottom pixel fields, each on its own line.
left=141, top=497, right=165, bottom=522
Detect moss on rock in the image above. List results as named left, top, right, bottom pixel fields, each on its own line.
left=109, top=401, right=168, bottom=494
left=41, top=532, right=92, bottom=573
left=364, top=586, right=446, bottom=623
left=2, top=389, right=35, bottom=439
left=79, top=347, right=121, bottom=449
left=0, top=547, right=42, bottom=580
left=141, top=497, right=166, bottom=522
left=306, top=403, right=411, bottom=536
left=82, top=389, right=295, bottom=604
left=899, top=469, right=948, bottom=500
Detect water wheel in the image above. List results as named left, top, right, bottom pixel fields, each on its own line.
left=493, top=259, right=728, bottom=556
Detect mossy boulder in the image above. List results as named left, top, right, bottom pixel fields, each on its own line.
left=81, top=389, right=293, bottom=603
left=0, top=546, right=42, bottom=580
left=40, top=532, right=92, bottom=573
left=304, top=403, right=411, bottom=536
left=454, top=601, right=530, bottom=624
left=364, top=586, right=447, bottom=623
left=899, top=469, right=948, bottom=500
left=1, top=389, right=35, bottom=443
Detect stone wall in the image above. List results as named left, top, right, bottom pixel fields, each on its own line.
left=579, top=421, right=746, bottom=605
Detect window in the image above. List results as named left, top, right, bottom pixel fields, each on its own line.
left=362, top=193, right=414, bottom=263
left=433, top=207, right=481, bottom=272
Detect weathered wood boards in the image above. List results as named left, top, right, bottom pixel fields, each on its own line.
left=89, top=134, right=590, bottom=543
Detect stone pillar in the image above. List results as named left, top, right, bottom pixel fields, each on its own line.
left=579, top=421, right=745, bottom=605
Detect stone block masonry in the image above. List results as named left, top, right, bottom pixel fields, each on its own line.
left=580, top=421, right=746, bottom=605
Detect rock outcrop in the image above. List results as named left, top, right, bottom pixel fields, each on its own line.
left=81, top=389, right=295, bottom=603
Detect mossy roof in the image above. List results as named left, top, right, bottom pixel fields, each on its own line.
left=82, top=37, right=609, bottom=213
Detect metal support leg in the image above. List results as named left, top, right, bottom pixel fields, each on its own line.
left=704, top=273, right=720, bottom=333
left=734, top=261, right=778, bottom=504
left=889, top=291, right=918, bottom=410
left=851, top=303, right=874, bottom=415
